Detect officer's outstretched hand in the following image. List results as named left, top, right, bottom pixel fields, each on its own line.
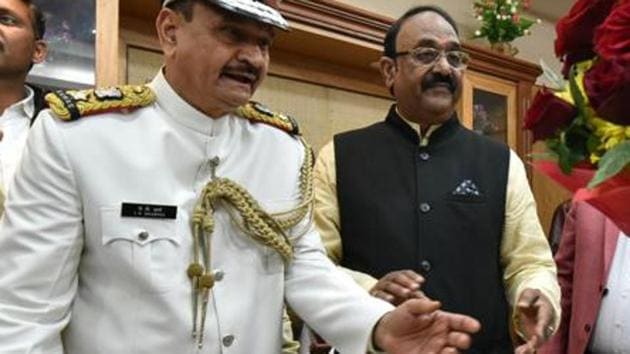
left=373, top=298, right=480, bottom=354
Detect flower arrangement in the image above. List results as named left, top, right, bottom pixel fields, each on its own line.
left=472, top=0, right=541, bottom=53
left=524, top=0, right=630, bottom=233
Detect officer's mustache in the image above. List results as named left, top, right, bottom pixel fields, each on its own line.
left=421, top=73, right=457, bottom=93
left=221, top=64, right=261, bottom=85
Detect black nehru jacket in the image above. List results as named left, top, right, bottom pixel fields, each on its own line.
left=335, top=105, right=512, bottom=353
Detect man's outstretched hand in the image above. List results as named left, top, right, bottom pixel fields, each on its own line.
left=514, top=288, right=555, bottom=354
left=373, top=298, right=481, bottom=354
left=370, top=270, right=425, bottom=305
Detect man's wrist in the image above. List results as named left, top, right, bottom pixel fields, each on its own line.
left=370, top=312, right=390, bottom=353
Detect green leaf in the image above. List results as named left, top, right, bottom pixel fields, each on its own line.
left=586, top=134, right=602, bottom=154
left=588, top=141, right=630, bottom=188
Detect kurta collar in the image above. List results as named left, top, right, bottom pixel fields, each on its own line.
left=149, top=69, right=229, bottom=136
left=385, top=104, right=460, bottom=148
left=3, top=85, right=34, bottom=119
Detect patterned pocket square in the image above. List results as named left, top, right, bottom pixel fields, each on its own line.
left=452, top=179, right=482, bottom=197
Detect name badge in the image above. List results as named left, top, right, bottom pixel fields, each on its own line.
left=121, top=202, right=177, bottom=219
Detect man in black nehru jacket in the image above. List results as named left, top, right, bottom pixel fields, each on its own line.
left=313, top=5, right=561, bottom=354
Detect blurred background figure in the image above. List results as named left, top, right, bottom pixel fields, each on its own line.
left=0, top=0, right=47, bottom=211
left=541, top=201, right=626, bottom=354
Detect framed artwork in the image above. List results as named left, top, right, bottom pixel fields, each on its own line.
left=461, top=71, right=517, bottom=149
left=28, top=0, right=96, bottom=89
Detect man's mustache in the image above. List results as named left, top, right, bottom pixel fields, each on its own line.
left=421, top=73, right=457, bottom=93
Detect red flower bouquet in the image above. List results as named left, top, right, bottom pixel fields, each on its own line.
left=525, top=0, right=630, bottom=234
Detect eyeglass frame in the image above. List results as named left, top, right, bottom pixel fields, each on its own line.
left=393, top=47, right=470, bottom=70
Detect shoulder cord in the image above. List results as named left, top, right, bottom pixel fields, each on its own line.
left=187, top=137, right=314, bottom=348
left=45, top=86, right=155, bottom=121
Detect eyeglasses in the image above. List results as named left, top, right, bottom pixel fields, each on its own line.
left=394, top=47, right=470, bottom=69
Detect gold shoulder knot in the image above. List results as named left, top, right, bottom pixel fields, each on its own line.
left=236, top=101, right=300, bottom=135
left=45, top=85, right=156, bottom=121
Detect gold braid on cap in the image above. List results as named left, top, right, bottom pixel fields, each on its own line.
left=45, top=85, right=155, bottom=121
left=187, top=103, right=312, bottom=348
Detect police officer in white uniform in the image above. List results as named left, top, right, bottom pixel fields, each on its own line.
left=0, top=1, right=480, bottom=353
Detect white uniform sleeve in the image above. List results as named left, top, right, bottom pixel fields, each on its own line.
left=285, top=199, right=392, bottom=352
left=0, top=112, right=83, bottom=353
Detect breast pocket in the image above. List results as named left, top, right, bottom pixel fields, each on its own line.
left=101, top=206, right=183, bottom=294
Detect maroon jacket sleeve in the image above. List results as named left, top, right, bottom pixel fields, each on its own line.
left=539, top=203, right=577, bottom=354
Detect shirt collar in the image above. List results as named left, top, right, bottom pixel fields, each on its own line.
left=148, top=69, right=229, bottom=135
left=4, top=86, right=34, bottom=119
left=395, top=106, right=442, bottom=147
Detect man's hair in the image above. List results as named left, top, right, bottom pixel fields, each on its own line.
left=21, top=0, right=46, bottom=40
left=383, top=6, right=459, bottom=59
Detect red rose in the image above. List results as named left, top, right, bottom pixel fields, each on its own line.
left=555, top=0, right=616, bottom=74
left=584, top=58, right=630, bottom=125
left=595, top=1, right=630, bottom=63
left=524, top=89, right=577, bottom=142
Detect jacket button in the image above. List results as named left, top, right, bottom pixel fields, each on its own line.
left=420, top=260, right=432, bottom=273
left=222, top=334, right=235, bottom=347
left=419, top=203, right=431, bottom=213
left=419, top=152, right=430, bottom=161
left=137, top=230, right=149, bottom=241
left=602, top=288, right=609, bottom=296
left=584, top=324, right=591, bottom=332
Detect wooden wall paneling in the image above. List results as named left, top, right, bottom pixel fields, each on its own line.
left=96, top=0, right=120, bottom=86
left=531, top=141, right=573, bottom=235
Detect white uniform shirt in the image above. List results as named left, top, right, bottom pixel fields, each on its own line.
left=0, top=85, right=33, bottom=194
left=589, top=232, right=630, bottom=354
left=0, top=72, right=392, bottom=354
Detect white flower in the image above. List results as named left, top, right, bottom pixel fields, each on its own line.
left=496, top=14, right=501, bottom=19
left=537, top=18, right=542, bottom=24
left=524, top=29, right=531, bottom=35
left=511, top=7, right=517, bottom=14
left=477, top=15, right=483, bottom=20
left=475, top=30, right=482, bottom=36
left=506, top=0, right=512, bottom=4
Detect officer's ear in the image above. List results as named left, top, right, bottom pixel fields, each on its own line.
left=156, top=8, right=181, bottom=56
left=379, top=56, right=397, bottom=96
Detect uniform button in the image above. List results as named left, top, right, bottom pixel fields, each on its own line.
left=419, top=203, right=431, bottom=213
left=419, top=152, right=430, bottom=161
left=222, top=334, right=235, bottom=347
left=420, top=260, right=432, bottom=273
left=137, top=230, right=149, bottom=241
left=602, top=288, right=609, bottom=296
left=584, top=324, right=591, bottom=332
left=213, top=269, right=225, bottom=282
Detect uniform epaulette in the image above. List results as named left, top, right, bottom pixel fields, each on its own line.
left=236, top=101, right=300, bottom=135
left=45, top=85, right=156, bottom=121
